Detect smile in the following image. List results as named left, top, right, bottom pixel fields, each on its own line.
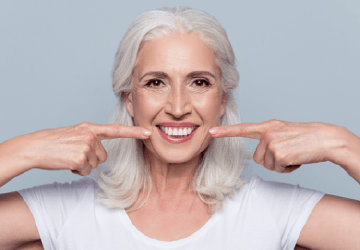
left=156, top=123, right=199, bottom=143
left=158, top=126, right=197, bottom=138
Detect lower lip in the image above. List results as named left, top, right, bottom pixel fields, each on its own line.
left=157, top=127, right=197, bottom=143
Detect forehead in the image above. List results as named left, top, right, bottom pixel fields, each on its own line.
left=134, top=32, right=219, bottom=77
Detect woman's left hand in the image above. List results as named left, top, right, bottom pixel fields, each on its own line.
left=211, top=120, right=360, bottom=249
left=209, top=119, right=359, bottom=174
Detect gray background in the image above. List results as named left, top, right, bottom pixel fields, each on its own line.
left=1, top=0, right=359, bottom=200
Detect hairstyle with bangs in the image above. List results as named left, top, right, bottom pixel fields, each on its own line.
left=96, top=6, right=250, bottom=213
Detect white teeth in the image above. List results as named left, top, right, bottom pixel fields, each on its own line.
left=159, top=126, right=197, bottom=137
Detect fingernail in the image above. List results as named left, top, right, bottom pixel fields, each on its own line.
left=142, top=130, right=151, bottom=138
left=209, top=128, right=218, bottom=135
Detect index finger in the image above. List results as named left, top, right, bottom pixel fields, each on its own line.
left=91, top=124, right=151, bottom=140
left=209, top=123, right=267, bottom=139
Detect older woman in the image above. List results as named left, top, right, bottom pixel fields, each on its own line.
left=1, top=6, right=360, bottom=250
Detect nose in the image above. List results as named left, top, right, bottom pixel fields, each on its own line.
left=164, top=85, right=192, bottom=119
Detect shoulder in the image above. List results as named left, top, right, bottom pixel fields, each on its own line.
left=231, top=175, right=323, bottom=203
left=227, top=175, right=324, bottom=232
left=18, top=177, right=98, bottom=219
left=19, top=176, right=97, bottom=198
left=17, top=177, right=99, bottom=249
left=221, top=175, right=324, bottom=249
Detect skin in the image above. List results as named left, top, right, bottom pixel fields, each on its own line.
left=211, top=120, right=360, bottom=249
left=0, top=32, right=360, bottom=249
left=124, top=32, right=226, bottom=241
left=0, top=123, right=151, bottom=249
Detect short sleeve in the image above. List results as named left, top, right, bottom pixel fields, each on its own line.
left=18, top=177, right=96, bottom=250
left=250, top=176, right=325, bottom=250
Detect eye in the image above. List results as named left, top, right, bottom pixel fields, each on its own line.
left=192, top=79, right=211, bottom=87
left=145, top=79, right=164, bottom=88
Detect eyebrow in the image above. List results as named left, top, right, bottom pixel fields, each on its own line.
left=138, top=71, right=216, bottom=82
left=187, top=71, right=216, bottom=79
left=139, top=71, right=168, bottom=82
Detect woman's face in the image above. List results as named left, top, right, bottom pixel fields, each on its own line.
left=126, top=32, right=226, bottom=164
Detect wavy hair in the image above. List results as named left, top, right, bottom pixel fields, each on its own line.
left=96, top=6, right=249, bottom=213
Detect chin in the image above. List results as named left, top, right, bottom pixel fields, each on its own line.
left=157, top=149, right=202, bottom=165
left=143, top=142, right=203, bottom=165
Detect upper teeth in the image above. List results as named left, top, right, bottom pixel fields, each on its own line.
left=159, top=126, right=197, bottom=136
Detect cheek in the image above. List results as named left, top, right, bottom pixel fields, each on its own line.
left=193, top=92, right=222, bottom=125
left=132, top=92, right=165, bottom=126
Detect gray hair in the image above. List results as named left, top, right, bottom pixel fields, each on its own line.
left=96, top=6, right=249, bottom=213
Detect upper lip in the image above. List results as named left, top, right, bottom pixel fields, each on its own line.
left=157, top=122, right=199, bottom=128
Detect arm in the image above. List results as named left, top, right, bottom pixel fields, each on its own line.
left=0, top=122, right=150, bottom=249
left=298, top=194, right=360, bottom=249
left=210, top=120, right=360, bottom=249
left=0, top=192, right=41, bottom=250
left=17, top=240, right=44, bottom=250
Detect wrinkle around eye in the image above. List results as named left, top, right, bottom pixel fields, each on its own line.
left=141, top=80, right=169, bottom=94
left=142, top=79, right=168, bottom=92
left=188, top=79, right=216, bottom=94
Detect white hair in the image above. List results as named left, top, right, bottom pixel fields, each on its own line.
left=96, top=6, right=250, bottom=213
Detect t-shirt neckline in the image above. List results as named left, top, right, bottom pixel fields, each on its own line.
left=119, top=208, right=219, bottom=248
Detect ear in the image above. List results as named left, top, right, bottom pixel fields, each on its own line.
left=220, top=92, right=227, bottom=117
left=125, top=92, right=134, bottom=117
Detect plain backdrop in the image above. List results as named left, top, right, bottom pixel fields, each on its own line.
left=1, top=0, right=359, bottom=200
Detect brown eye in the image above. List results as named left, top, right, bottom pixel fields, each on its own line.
left=145, top=79, right=164, bottom=87
left=193, top=79, right=211, bottom=87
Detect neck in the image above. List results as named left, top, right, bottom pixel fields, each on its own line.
left=144, top=148, right=201, bottom=197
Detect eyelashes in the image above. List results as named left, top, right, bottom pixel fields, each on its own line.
left=192, top=79, right=211, bottom=87
left=145, top=79, right=164, bottom=88
left=144, top=78, right=212, bottom=89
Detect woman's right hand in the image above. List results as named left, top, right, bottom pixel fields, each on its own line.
left=0, top=122, right=151, bottom=249
left=0, top=122, right=151, bottom=186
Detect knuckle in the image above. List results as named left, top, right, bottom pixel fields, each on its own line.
left=113, top=124, right=125, bottom=135
left=275, top=152, right=291, bottom=167
left=274, top=150, right=286, bottom=163
left=82, top=168, right=92, bottom=176
left=83, top=131, right=96, bottom=142
left=263, top=129, right=277, bottom=141
left=237, top=125, right=248, bottom=135
left=81, top=143, right=92, bottom=153
left=79, top=121, right=92, bottom=127
left=253, top=153, right=261, bottom=164
left=268, top=119, right=284, bottom=127
left=99, top=151, right=108, bottom=163
left=263, top=160, right=273, bottom=171
left=74, top=153, right=87, bottom=166
left=267, top=141, right=277, bottom=152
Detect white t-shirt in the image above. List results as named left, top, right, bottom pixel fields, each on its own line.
left=19, top=176, right=324, bottom=250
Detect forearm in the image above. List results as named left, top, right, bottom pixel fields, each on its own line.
left=0, top=136, right=34, bottom=188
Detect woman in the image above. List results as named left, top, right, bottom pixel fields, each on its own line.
left=1, top=6, right=360, bottom=250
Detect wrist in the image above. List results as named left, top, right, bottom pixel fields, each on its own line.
left=0, top=136, right=37, bottom=186
left=326, top=127, right=360, bottom=181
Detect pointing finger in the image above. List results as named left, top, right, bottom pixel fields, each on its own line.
left=209, top=123, right=267, bottom=140
left=91, top=124, right=151, bottom=140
